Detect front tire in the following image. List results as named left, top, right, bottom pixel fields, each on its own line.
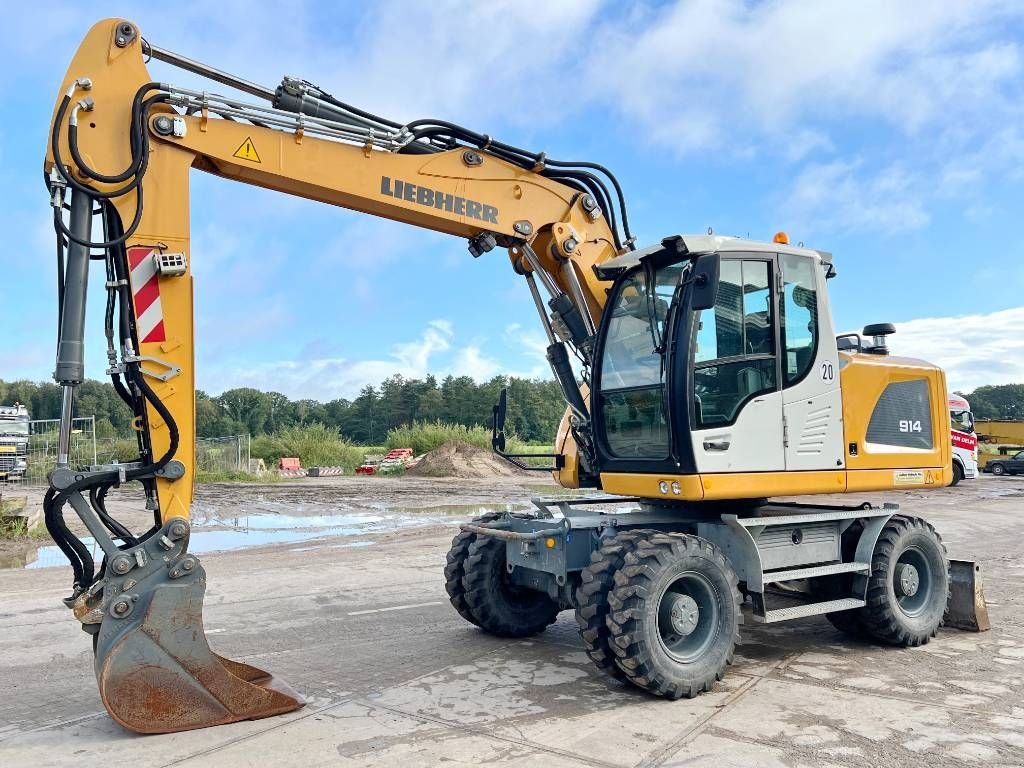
left=444, top=512, right=501, bottom=627
left=607, top=533, right=740, bottom=699
left=576, top=530, right=646, bottom=679
left=992, top=464, right=1006, bottom=476
left=861, top=516, right=949, bottom=647
left=462, top=535, right=560, bottom=637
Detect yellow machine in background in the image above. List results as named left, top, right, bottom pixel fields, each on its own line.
left=42, top=19, right=982, bottom=734
left=976, top=420, right=1024, bottom=471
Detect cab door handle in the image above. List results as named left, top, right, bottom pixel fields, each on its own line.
left=703, top=439, right=730, bottom=451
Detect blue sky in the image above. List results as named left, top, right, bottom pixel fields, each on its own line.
left=2, top=1, right=1023, bottom=399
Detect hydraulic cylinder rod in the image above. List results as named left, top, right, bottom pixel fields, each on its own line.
left=55, top=189, right=92, bottom=465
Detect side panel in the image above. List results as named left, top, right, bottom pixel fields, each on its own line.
left=841, top=352, right=952, bottom=488
left=690, top=393, right=784, bottom=472
left=784, top=390, right=845, bottom=470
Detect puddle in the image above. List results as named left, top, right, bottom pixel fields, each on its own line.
left=0, top=497, right=626, bottom=570
left=383, top=502, right=526, bottom=516
left=1, top=507, right=469, bottom=570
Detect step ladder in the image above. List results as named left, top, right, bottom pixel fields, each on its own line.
left=695, top=503, right=898, bottom=623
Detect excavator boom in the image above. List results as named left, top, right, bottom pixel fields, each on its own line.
left=45, top=18, right=622, bottom=733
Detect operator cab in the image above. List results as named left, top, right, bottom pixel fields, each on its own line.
left=591, top=234, right=843, bottom=484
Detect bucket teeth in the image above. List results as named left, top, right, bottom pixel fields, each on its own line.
left=91, top=523, right=303, bottom=733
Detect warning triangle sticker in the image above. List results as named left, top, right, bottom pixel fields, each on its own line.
left=233, top=136, right=261, bottom=163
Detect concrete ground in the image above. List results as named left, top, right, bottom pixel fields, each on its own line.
left=1, top=475, right=1023, bottom=767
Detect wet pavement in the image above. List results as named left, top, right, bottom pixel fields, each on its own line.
left=2, top=503, right=521, bottom=570
left=0, top=474, right=1022, bottom=767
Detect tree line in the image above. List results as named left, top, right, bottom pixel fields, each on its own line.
left=956, top=384, right=1024, bottom=421
left=0, top=375, right=568, bottom=445
left=3, top=378, right=1021, bottom=444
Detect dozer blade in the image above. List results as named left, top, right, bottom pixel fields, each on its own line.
left=89, top=520, right=304, bottom=734
left=945, top=559, right=991, bottom=632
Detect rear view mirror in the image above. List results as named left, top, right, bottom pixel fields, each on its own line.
left=690, top=253, right=720, bottom=311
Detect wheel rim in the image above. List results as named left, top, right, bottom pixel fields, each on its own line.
left=656, top=572, right=720, bottom=663
left=994, top=465, right=1004, bottom=475
left=893, top=546, right=932, bottom=617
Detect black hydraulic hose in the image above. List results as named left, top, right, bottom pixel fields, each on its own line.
left=53, top=185, right=143, bottom=249
left=400, top=121, right=632, bottom=246
left=51, top=98, right=138, bottom=200
left=91, top=485, right=137, bottom=545
left=50, top=89, right=166, bottom=249
left=61, top=83, right=162, bottom=186
left=43, top=488, right=93, bottom=588
left=131, top=372, right=180, bottom=473
left=545, top=169, right=620, bottom=250
left=317, top=88, right=403, bottom=129
left=544, top=159, right=633, bottom=244
left=48, top=370, right=179, bottom=586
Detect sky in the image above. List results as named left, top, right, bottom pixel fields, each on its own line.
left=1, top=1, right=1023, bottom=400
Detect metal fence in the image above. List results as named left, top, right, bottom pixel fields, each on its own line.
left=196, top=435, right=251, bottom=475
left=19, top=417, right=98, bottom=492
left=2, top=421, right=253, bottom=495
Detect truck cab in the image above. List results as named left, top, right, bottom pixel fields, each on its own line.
left=0, top=403, right=30, bottom=482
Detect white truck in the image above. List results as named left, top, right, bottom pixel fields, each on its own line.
left=949, top=395, right=977, bottom=485
left=0, top=403, right=30, bottom=482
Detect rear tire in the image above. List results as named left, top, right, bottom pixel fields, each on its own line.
left=444, top=512, right=500, bottom=627
left=575, top=530, right=646, bottom=680
left=992, top=464, right=1006, bottom=476
left=950, top=462, right=964, bottom=486
left=462, top=535, right=560, bottom=637
left=607, top=532, right=740, bottom=699
left=861, top=516, right=949, bottom=647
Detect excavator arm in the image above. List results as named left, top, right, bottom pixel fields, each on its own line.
left=44, top=18, right=627, bottom=732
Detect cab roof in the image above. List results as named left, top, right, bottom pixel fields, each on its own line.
left=593, top=234, right=832, bottom=281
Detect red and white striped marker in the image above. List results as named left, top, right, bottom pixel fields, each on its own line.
left=127, top=246, right=166, bottom=344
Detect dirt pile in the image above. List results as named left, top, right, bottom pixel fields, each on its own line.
left=406, top=441, right=528, bottom=478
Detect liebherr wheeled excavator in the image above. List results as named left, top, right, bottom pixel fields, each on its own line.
left=43, top=19, right=987, bottom=734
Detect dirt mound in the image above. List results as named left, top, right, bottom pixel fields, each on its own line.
left=406, top=441, right=528, bottom=478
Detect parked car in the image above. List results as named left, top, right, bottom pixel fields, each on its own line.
left=986, top=450, right=1024, bottom=476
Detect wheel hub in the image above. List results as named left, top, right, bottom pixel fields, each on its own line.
left=664, top=593, right=700, bottom=637
left=894, top=562, right=920, bottom=597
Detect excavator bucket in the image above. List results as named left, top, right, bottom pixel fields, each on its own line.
left=85, top=520, right=304, bottom=733
left=945, top=559, right=991, bottom=632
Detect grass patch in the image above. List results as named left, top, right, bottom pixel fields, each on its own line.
left=0, top=497, right=47, bottom=540
left=251, top=423, right=366, bottom=471
left=384, top=421, right=534, bottom=456
left=196, top=469, right=282, bottom=484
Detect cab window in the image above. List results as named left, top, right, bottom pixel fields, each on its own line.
left=950, top=409, right=974, bottom=434
left=599, top=263, right=684, bottom=458
left=780, top=253, right=819, bottom=386
left=692, top=259, right=777, bottom=427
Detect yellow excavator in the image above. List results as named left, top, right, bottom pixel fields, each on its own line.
left=44, top=19, right=987, bottom=734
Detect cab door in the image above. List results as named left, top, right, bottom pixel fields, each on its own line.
left=778, top=253, right=845, bottom=471
left=690, top=256, right=785, bottom=473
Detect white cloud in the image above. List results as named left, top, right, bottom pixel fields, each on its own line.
left=784, top=159, right=928, bottom=234
left=201, top=319, right=456, bottom=399
left=887, top=307, right=1024, bottom=393
left=587, top=1, right=1022, bottom=154
left=451, top=346, right=502, bottom=381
